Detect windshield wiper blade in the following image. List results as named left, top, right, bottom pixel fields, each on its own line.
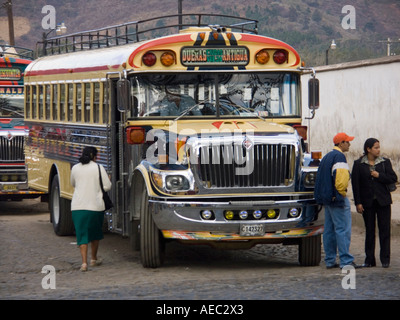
left=173, top=100, right=211, bottom=122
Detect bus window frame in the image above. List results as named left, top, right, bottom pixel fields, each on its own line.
left=128, top=71, right=302, bottom=120
left=25, top=85, right=31, bottom=119
left=32, top=85, right=37, bottom=119
left=25, top=80, right=108, bottom=125
left=52, top=83, right=59, bottom=121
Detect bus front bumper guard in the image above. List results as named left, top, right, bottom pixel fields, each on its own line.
left=149, top=198, right=324, bottom=239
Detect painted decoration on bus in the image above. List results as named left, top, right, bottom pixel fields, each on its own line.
left=0, top=86, right=24, bottom=95
left=181, top=46, right=249, bottom=66
left=0, top=68, right=21, bottom=80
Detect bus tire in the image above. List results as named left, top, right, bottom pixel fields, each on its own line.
left=50, top=174, right=74, bottom=236
left=298, top=234, right=321, bottom=266
left=129, top=219, right=140, bottom=251
left=140, top=189, right=164, bottom=268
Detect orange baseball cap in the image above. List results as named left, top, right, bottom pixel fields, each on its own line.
left=333, top=132, right=354, bottom=144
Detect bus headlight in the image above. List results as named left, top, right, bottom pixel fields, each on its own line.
left=304, top=171, right=317, bottom=187
left=150, top=168, right=195, bottom=194
left=165, top=175, right=189, bottom=191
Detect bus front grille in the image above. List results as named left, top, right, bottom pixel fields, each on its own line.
left=196, top=143, right=295, bottom=188
left=0, top=136, right=25, bottom=161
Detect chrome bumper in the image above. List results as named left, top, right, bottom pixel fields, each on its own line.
left=150, top=197, right=324, bottom=237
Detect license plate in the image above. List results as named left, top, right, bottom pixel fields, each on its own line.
left=240, top=224, right=264, bottom=237
left=3, top=185, right=17, bottom=191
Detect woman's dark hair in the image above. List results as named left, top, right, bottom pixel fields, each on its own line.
left=79, top=146, right=98, bottom=164
left=363, top=138, right=379, bottom=155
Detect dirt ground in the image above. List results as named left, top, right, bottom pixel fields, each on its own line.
left=1, top=198, right=400, bottom=300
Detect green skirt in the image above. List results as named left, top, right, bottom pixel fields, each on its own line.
left=72, top=210, right=104, bottom=245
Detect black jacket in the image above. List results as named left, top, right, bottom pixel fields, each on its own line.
left=351, top=157, right=398, bottom=208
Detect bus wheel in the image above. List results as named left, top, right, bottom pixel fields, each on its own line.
left=298, top=234, right=321, bottom=266
left=50, top=174, right=74, bottom=236
left=140, top=189, right=164, bottom=268
left=129, top=219, right=140, bottom=251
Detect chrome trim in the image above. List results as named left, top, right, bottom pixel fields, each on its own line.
left=149, top=196, right=323, bottom=234
left=0, top=134, right=25, bottom=162
left=187, top=133, right=299, bottom=191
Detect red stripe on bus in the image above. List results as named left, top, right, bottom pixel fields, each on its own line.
left=26, top=64, right=119, bottom=77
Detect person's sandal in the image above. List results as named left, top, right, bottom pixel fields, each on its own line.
left=90, top=259, right=102, bottom=267
left=80, top=263, right=88, bottom=272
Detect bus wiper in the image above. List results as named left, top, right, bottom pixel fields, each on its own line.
left=229, top=103, right=266, bottom=121
left=173, top=100, right=211, bottom=122
left=240, top=105, right=266, bottom=121
left=2, top=106, right=24, bottom=117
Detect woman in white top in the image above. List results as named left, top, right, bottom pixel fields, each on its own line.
left=71, top=146, right=111, bottom=271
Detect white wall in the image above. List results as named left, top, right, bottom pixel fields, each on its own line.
left=301, top=56, right=400, bottom=176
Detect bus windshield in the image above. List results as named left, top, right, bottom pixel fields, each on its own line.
left=0, top=101, right=24, bottom=118
left=131, top=72, right=300, bottom=118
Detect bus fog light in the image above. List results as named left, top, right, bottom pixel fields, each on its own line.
left=239, top=210, right=248, bottom=220
left=267, top=209, right=277, bottom=219
left=288, top=208, right=300, bottom=218
left=201, top=210, right=214, bottom=220
left=224, top=210, right=234, bottom=220
left=253, top=210, right=262, bottom=219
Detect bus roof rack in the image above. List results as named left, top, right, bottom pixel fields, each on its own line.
left=37, top=13, right=258, bottom=57
left=0, top=45, right=34, bottom=60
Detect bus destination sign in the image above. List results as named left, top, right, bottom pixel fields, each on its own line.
left=0, top=68, right=21, bottom=80
left=181, top=46, right=249, bottom=66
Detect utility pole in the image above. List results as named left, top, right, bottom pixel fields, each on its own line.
left=178, top=0, right=183, bottom=30
left=379, top=38, right=400, bottom=56
left=3, top=0, right=15, bottom=46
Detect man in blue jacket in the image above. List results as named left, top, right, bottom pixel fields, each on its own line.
left=315, top=132, right=361, bottom=269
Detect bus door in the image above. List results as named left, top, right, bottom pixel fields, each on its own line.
left=108, top=77, right=129, bottom=236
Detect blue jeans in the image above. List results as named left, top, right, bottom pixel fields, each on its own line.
left=323, top=197, right=354, bottom=267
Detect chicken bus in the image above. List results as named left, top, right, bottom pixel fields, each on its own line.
left=0, top=45, right=44, bottom=200
left=24, top=14, right=323, bottom=267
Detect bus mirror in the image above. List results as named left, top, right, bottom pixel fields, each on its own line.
left=117, top=79, right=130, bottom=112
left=308, top=78, right=319, bottom=110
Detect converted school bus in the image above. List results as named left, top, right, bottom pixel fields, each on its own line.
left=24, top=14, right=323, bottom=267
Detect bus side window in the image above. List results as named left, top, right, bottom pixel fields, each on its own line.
left=38, top=85, right=44, bottom=119
left=100, top=82, right=111, bottom=124
left=25, top=85, right=31, bottom=118
left=102, top=82, right=109, bottom=124
left=84, top=83, right=91, bottom=123
left=93, top=82, right=100, bottom=123
left=60, top=84, right=66, bottom=121
left=67, top=83, right=73, bottom=121
left=76, top=83, right=82, bottom=122
left=52, top=84, right=58, bottom=121
left=32, top=85, right=37, bottom=119
left=45, top=84, right=51, bottom=120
